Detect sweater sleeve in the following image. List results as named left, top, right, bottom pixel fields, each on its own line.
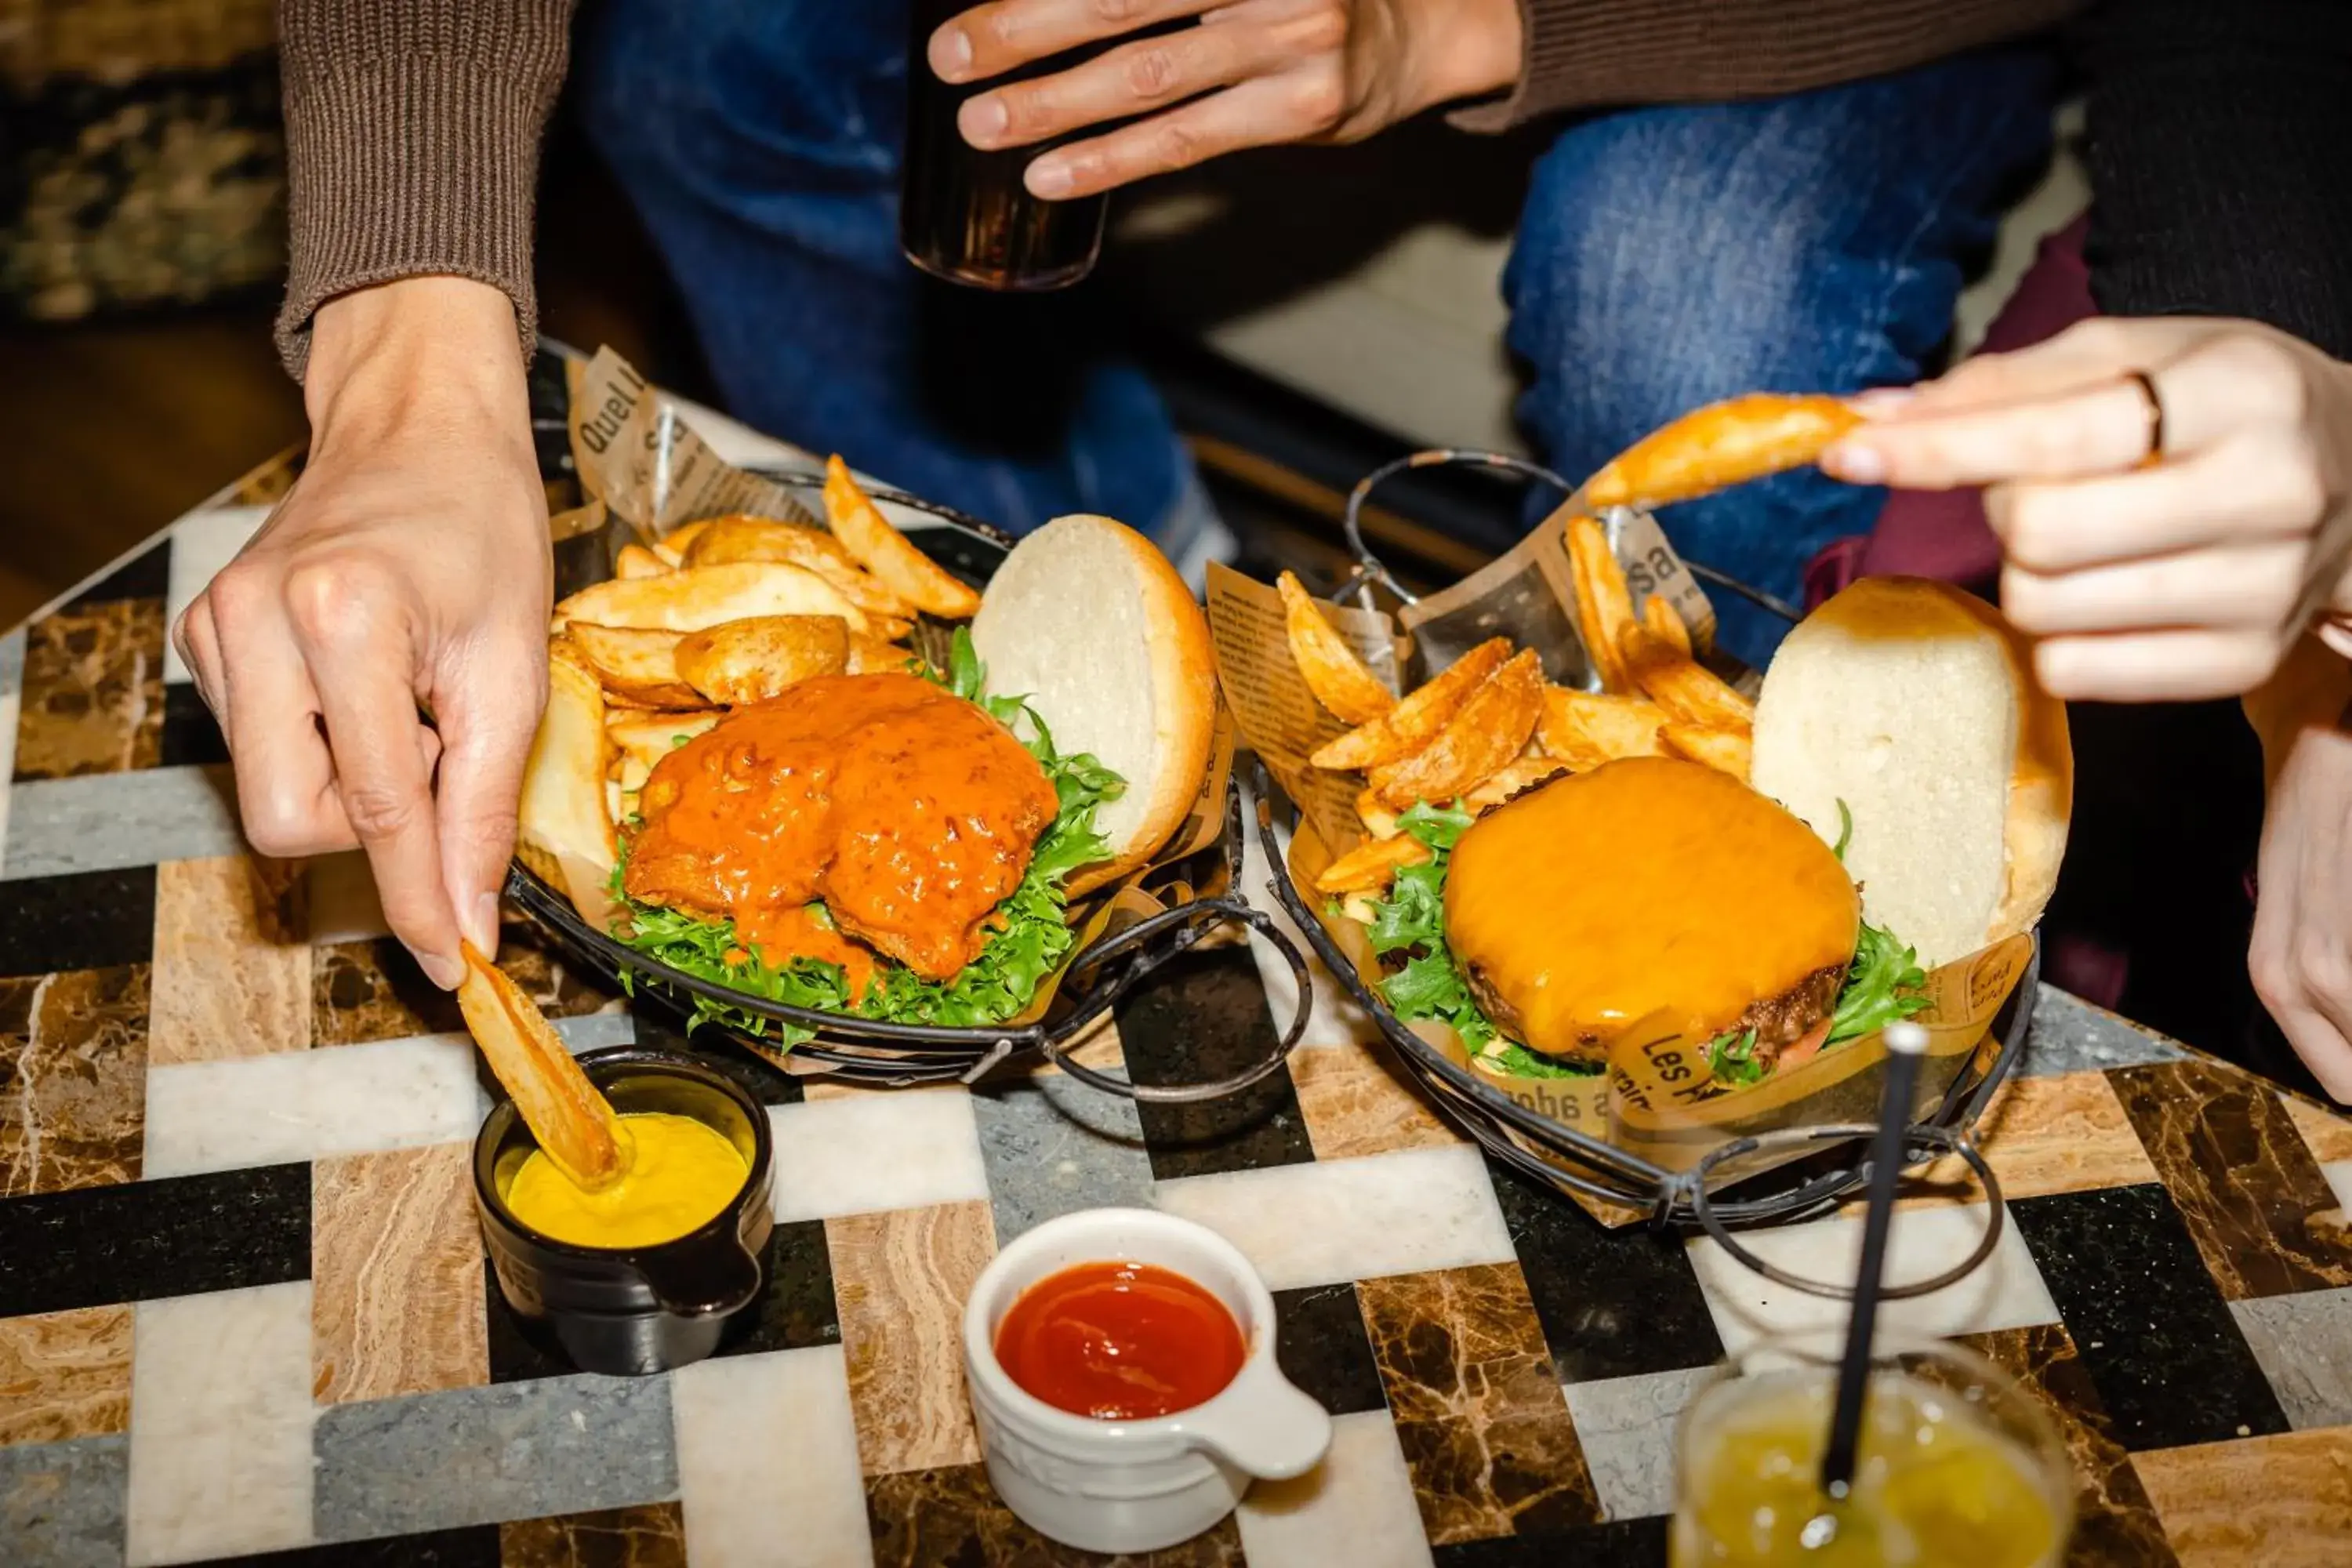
left=2081, top=0, right=2352, bottom=360
left=274, top=0, right=578, bottom=379
left=1450, top=0, right=2076, bottom=131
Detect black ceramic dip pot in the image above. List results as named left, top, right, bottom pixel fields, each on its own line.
left=473, top=1047, right=773, bottom=1377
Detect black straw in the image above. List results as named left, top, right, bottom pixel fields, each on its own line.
left=1819, top=1021, right=1929, bottom=1498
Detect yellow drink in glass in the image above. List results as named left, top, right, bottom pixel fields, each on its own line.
left=1672, top=1332, right=2072, bottom=1568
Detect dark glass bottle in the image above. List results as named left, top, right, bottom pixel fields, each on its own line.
left=900, top=0, right=1109, bottom=290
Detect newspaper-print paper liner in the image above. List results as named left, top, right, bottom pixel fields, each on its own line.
left=1211, top=509, right=2028, bottom=1224
left=543, top=347, right=1239, bottom=1073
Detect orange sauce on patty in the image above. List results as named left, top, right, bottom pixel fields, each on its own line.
left=624, top=673, right=1058, bottom=985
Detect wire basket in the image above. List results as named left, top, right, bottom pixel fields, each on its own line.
left=506, top=474, right=1312, bottom=1103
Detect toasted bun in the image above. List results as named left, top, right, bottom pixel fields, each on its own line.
left=1750, top=578, right=2071, bottom=969
left=971, top=514, right=1218, bottom=893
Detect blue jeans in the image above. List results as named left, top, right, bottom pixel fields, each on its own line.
left=579, top=2, right=2053, bottom=661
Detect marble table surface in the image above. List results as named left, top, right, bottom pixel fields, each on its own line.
left=6, top=423, right=2352, bottom=1568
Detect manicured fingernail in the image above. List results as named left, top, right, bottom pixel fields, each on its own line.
left=1026, top=158, right=1073, bottom=198
left=930, top=24, right=974, bottom=82
left=1847, top=387, right=1916, bottom=419
left=960, top=95, right=1008, bottom=147
left=1820, top=442, right=1885, bottom=484
left=417, top=947, right=465, bottom=990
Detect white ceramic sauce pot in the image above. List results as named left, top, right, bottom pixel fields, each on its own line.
left=961, top=1207, right=1334, bottom=1554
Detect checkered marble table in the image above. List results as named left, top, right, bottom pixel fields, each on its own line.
left=8, top=439, right=2352, bottom=1568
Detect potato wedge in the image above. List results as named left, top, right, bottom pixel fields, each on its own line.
left=652, top=519, right=715, bottom=568
left=1583, top=393, right=1862, bottom=512
left=675, top=615, right=851, bottom=705
left=456, top=942, right=628, bottom=1192
left=1660, top=721, right=1753, bottom=782
left=615, top=752, right=651, bottom=796
left=566, top=622, right=701, bottom=709
left=1620, top=624, right=1755, bottom=729
left=608, top=710, right=720, bottom=773
left=822, top=455, right=982, bottom=618
left=846, top=633, right=920, bottom=675
left=1370, top=649, right=1544, bottom=809
left=615, top=543, right=670, bottom=579
left=520, top=644, right=620, bottom=935
left=1311, top=637, right=1510, bottom=771
left=1277, top=571, right=1394, bottom=725
left=1537, top=687, right=1667, bottom=769
left=1313, top=833, right=1432, bottom=895
left=1463, top=757, right=1569, bottom=813
left=1566, top=516, right=1636, bottom=694
left=553, top=561, right=870, bottom=637
left=684, top=515, right=917, bottom=619
left=1642, top=594, right=1692, bottom=658
left=1357, top=789, right=1402, bottom=841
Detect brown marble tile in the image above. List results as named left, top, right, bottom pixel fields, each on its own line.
left=2135, top=1427, right=2352, bottom=1568
left=0, top=1305, right=132, bottom=1446
left=500, top=1502, right=688, bottom=1568
left=1861, top=1071, right=2160, bottom=1214
left=829, top=1200, right=995, bottom=1476
left=490, top=925, right=626, bottom=1021
left=311, top=937, right=463, bottom=1044
left=149, top=855, right=310, bottom=1065
left=1357, top=1263, right=1599, bottom=1545
left=13, top=598, right=165, bottom=779
left=311, top=1142, right=488, bottom=1405
left=1958, top=1324, right=2178, bottom=1568
left=2113, top=1059, right=2352, bottom=1299
left=1290, top=1040, right=1463, bottom=1162
left=0, top=964, right=149, bottom=1196
left=866, top=1463, right=1243, bottom=1566
left=2281, top=1091, right=2352, bottom=1166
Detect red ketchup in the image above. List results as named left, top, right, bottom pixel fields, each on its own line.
left=994, top=1261, right=1247, bottom=1420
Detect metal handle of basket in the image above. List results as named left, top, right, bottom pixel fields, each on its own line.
left=1334, top=447, right=1805, bottom=625
left=1032, top=895, right=1315, bottom=1104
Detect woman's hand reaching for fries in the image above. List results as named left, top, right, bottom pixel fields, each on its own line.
left=925, top=0, right=1523, bottom=201
left=1820, top=318, right=2352, bottom=702
left=173, top=278, right=553, bottom=989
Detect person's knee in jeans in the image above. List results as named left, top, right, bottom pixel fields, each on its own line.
left=572, top=0, right=1204, bottom=557
left=1503, top=47, right=2058, bottom=667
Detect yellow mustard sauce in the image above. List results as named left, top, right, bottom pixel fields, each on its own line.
left=506, top=1112, right=748, bottom=1249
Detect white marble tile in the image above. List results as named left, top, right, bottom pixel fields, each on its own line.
left=2231, top=1289, right=2352, bottom=1431
left=767, top=1087, right=991, bottom=1224
left=1155, top=1145, right=1512, bottom=1293
left=2321, top=1158, right=2352, bottom=1215
left=125, top=1282, right=315, bottom=1566
left=673, top=1345, right=873, bottom=1568
left=163, top=507, right=271, bottom=684
left=1236, top=1408, right=1430, bottom=1568
left=1563, top=1364, right=1711, bottom=1523
left=554, top=1012, right=639, bottom=1054
left=3, top=765, right=247, bottom=881
left=143, top=1034, right=486, bottom=1179
left=1686, top=1202, right=2060, bottom=1358
left=303, top=850, right=389, bottom=945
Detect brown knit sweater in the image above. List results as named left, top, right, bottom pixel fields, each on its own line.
left=274, top=0, right=2071, bottom=376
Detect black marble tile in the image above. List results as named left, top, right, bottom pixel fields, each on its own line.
left=631, top=1004, right=803, bottom=1105
left=1115, top=946, right=1314, bottom=1181
left=158, top=681, right=230, bottom=768
left=717, top=1218, right=840, bottom=1358
left=1434, top=1516, right=1668, bottom=1566
left=1491, top=1163, right=1722, bottom=1385
left=1273, top=1282, right=1385, bottom=1417
left=2012, top=1183, right=2288, bottom=1451
left=63, top=539, right=170, bottom=610
left=187, top=1525, right=502, bottom=1566
left=0, top=866, right=158, bottom=978
left=0, top=1160, right=310, bottom=1318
